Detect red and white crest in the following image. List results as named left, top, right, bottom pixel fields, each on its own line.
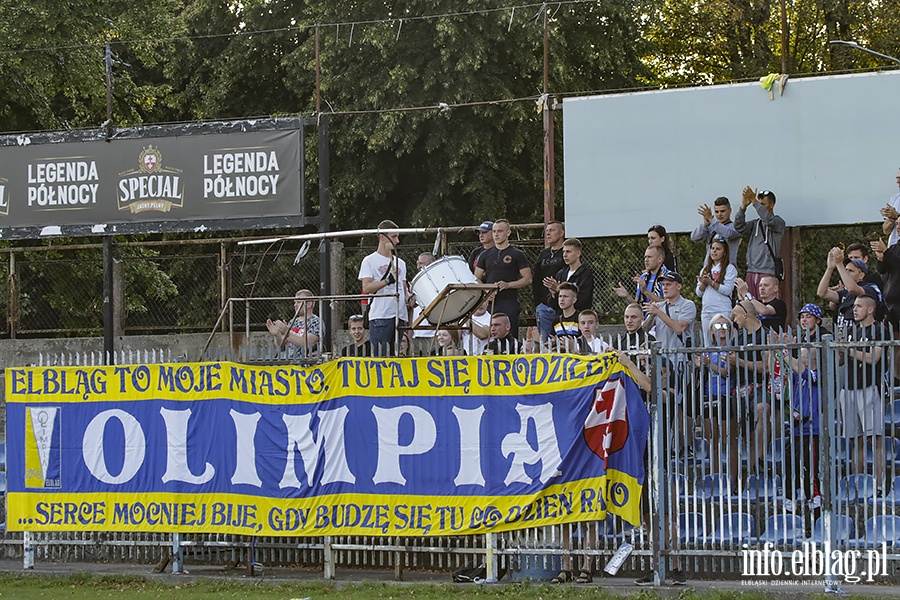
left=138, top=145, right=162, bottom=173
left=583, top=378, right=630, bottom=468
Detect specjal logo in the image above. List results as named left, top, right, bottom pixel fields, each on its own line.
left=117, top=145, right=184, bottom=214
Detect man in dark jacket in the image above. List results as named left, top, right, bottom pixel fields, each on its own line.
left=543, top=238, right=595, bottom=314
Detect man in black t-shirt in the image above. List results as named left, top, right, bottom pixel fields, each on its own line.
left=839, top=291, right=886, bottom=488
left=475, top=219, right=532, bottom=336
left=737, top=275, right=787, bottom=331
left=847, top=242, right=884, bottom=289
left=817, top=247, right=881, bottom=336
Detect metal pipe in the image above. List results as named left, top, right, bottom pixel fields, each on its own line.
left=829, top=40, right=900, bottom=65
left=237, top=223, right=545, bottom=246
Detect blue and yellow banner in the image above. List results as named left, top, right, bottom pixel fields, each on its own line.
left=5, top=355, right=649, bottom=536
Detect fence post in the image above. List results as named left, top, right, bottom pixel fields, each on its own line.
left=23, top=531, right=34, bottom=569
left=8, top=250, right=16, bottom=339
left=330, top=240, right=344, bottom=348
left=650, top=341, right=665, bottom=585
left=820, top=334, right=840, bottom=592
left=484, top=532, right=497, bottom=582
left=171, top=532, right=183, bottom=574
left=323, top=535, right=334, bottom=579
left=219, top=241, right=228, bottom=332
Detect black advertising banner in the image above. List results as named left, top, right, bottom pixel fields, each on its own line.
left=0, top=127, right=303, bottom=237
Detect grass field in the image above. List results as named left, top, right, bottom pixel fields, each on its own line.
left=0, top=574, right=789, bottom=600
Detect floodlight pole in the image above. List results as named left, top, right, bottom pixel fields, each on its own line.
left=541, top=5, right=555, bottom=224
left=829, top=40, right=900, bottom=66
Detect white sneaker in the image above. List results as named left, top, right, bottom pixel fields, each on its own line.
left=809, top=495, right=822, bottom=510
left=784, top=499, right=795, bottom=512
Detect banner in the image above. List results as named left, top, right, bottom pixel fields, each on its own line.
left=0, top=128, right=301, bottom=232
left=4, top=355, right=649, bottom=536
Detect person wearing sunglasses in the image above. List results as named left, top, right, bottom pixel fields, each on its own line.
left=690, top=196, right=741, bottom=266
left=734, top=186, right=786, bottom=298
left=694, top=315, right=738, bottom=479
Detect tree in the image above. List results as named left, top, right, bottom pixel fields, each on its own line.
left=0, top=0, right=185, bottom=130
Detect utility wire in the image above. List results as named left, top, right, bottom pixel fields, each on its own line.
left=0, top=0, right=595, bottom=56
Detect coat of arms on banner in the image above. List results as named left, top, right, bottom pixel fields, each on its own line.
left=583, top=378, right=630, bottom=468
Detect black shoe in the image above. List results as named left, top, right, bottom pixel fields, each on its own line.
left=634, top=574, right=655, bottom=586
left=670, top=569, right=687, bottom=585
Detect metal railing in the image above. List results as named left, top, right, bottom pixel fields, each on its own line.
left=3, top=331, right=900, bottom=584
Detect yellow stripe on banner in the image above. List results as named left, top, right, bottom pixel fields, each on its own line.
left=7, top=473, right=643, bottom=535
left=23, top=408, right=44, bottom=489
left=5, top=355, right=626, bottom=404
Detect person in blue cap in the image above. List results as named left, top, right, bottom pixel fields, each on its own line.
left=797, top=303, right=830, bottom=343
left=467, top=221, right=494, bottom=272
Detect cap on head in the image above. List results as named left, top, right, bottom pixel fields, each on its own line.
left=847, top=258, right=870, bottom=274
left=799, top=303, right=823, bottom=321
left=478, top=221, right=493, bottom=233
left=659, top=271, right=683, bottom=284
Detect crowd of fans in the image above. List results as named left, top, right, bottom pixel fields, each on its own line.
left=261, top=169, right=900, bottom=585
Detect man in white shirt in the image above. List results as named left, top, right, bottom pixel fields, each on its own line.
left=461, top=299, right=491, bottom=356
left=358, top=219, right=408, bottom=356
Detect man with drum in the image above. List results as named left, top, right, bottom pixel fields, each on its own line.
left=359, top=219, right=408, bottom=356
left=474, top=218, right=532, bottom=337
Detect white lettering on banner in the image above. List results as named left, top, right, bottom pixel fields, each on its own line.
left=27, top=184, right=99, bottom=207
left=117, top=175, right=182, bottom=203
left=203, top=151, right=279, bottom=175
left=202, top=174, right=279, bottom=199
left=202, top=150, right=281, bottom=199
left=28, top=161, right=99, bottom=184
left=280, top=407, right=355, bottom=489
left=452, top=406, right=486, bottom=486
left=82, top=409, right=146, bottom=484
left=159, top=408, right=215, bottom=485
left=26, top=161, right=100, bottom=207
left=501, top=403, right=562, bottom=485
left=230, top=410, right=262, bottom=486
left=372, top=406, right=438, bottom=486
left=72, top=403, right=564, bottom=489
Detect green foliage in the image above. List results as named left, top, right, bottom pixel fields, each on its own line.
left=0, top=0, right=184, bottom=130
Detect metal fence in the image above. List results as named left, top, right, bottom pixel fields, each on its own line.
left=4, top=330, right=900, bottom=585
left=0, top=221, right=887, bottom=338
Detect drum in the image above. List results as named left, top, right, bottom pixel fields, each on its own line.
left=410, top=256, right=485, bottom=324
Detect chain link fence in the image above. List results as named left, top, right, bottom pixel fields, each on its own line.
left=0, top=222, right=886, bottom=339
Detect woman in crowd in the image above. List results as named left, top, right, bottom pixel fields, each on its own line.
left=433, top=329, right=465, bottom=355
left=648, top=224, right=678, bottom=272
left=696, top=236, right=738, bottom=345
left=694, top=314, right=737, bottom=478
